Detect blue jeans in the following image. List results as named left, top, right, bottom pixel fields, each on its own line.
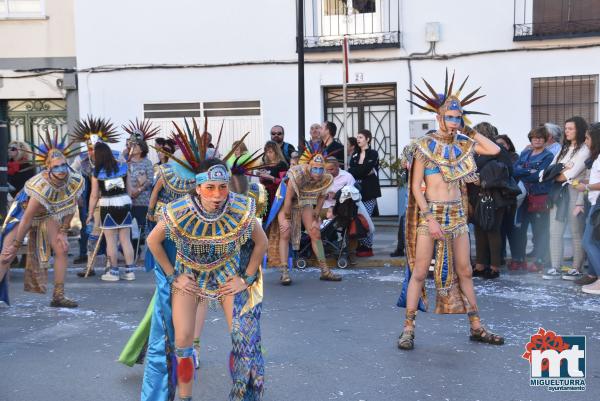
left=582, top=201, right=600, bottom=277
left=512, top=207, right=550, bottom=265
left=78, top=203, right=88, bottom=257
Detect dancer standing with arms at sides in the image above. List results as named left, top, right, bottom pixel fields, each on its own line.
left=0, top=130, right=84, bottom=307
left=139, top=120, right=267, bottom=401
left=397, top=70, right=504, bottom=350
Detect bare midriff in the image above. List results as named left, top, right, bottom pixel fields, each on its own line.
left=423, top=172, right=461, bottom=203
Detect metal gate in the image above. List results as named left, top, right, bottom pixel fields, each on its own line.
left=7, top=99, right=68, bottom=145
left=324, top=84, right=397, bottom=186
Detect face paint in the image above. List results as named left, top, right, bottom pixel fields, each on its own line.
left=50, top=163, right=69, bottom=174
left=443, top=116, right=463, bottom=124
left=310, top=167, right=324, bottom=175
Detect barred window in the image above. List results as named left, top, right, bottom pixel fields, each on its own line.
left=531, top=75, right=598, bottom=127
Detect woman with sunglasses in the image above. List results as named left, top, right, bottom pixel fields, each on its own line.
left=0, top=131, right=84, bottom=307
left=86, top=142, right=136, bottom=282
left=398, top=71, right=504, bottom=351
left=7, top=141, right=35, bottom=198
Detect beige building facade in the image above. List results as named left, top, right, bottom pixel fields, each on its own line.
left=0, top=0, right=78, bottom=144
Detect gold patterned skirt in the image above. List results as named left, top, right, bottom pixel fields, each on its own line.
left=416, top=199, right=470, bottom=314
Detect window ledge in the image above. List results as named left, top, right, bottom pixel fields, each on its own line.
left=0, top=15, right=48, bottom=21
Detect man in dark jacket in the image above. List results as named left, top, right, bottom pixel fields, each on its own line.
left=321, top=121, right=345, bottom=167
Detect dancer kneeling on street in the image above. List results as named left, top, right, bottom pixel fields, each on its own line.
left=397, top=70, right=505, bottom=350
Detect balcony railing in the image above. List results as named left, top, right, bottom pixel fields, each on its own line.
left=303, top=0, right=400, bottom=51
left=514, top=0, right=600, bottom=41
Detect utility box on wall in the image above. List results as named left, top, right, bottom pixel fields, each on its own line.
left=409, top=119, right=436, bottom=139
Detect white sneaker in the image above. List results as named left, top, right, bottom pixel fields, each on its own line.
left=562, top=269, right=583, bottom=281
left=122, top=271, right=136, bottom=281
left=101, top=269, right=120, bottom=282
left=542, top=268, right=562, bottom=280
left=582, top=280, right=600, bottom=295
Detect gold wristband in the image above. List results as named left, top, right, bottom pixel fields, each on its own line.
left=12, top=239, right=23, bottom=247
left=462, top=125, right=476, bottom=139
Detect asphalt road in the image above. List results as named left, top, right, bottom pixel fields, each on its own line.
left=1, top=266, right=598, bottom=401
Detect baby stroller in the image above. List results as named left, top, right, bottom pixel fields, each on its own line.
left=294, top=185, right=369, bottom=269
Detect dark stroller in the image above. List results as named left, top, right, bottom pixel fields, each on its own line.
left=294, top=186, right=368, bottom=269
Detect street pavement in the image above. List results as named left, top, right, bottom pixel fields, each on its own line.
left=1, top=264, right=598, bottom=401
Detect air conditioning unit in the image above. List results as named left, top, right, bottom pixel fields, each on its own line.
left=409, top=118, right=436, bottom=139
left=56, top=73, right=77, bottom=90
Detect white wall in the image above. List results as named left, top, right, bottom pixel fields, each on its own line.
left=74, top=0, right=297, bottom=68
left=75, top=0, right=600, bottom=215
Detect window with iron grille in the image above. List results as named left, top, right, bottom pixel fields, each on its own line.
left=304, top=0, right=400, bottom=50
left=324, top=84, right=397, bottom=186
left=514, top=0, right=600, bottom=40
left=531, top=75, right=598, bottom=128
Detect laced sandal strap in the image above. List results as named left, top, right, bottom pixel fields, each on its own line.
left=470, top=325, right=504, bottom=345
left=398, top=328, right=415, bottom=349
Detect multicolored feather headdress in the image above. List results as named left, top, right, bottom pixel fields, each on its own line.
left=407, top=69, right=489, bottom=125
left=152, top=117, right=250, bottom=182
left=230, top=149, right=275, bottom=177
left=299, top=141, right=329, bottom=167
left=25, top=128, right=80, bottom=167
left=71, top=116, right=120, bottom=145
left=123, top=118, right=160, bottom=145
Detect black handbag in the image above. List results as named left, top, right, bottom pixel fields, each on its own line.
left=475, top=194, right=496, bottom=231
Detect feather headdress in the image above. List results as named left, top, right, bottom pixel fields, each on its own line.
left=298, top=141, right=332, bottom=166
left=407, top=69, right=489, bottom=125
left=71, top=115, right=120, bottom=144
left=25, top=128, right=80, bottom=167
left=123, top=118, right=160, bottom=144
left=230, top=149, right=275, bottom=177
left=153, top=117, right=250, bottom=175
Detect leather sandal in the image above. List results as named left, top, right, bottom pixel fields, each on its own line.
left=470, top=326, right=504, bottom=345
left=397, top=329, right=415, bottom=350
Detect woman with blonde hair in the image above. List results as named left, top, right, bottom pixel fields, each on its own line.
left=260, top=140, right=289, bottom=218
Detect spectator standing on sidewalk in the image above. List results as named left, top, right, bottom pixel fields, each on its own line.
left=469, top=122, right=516, bottom=279
left=543, top=116, right=590, bottom=281
left=544, top=123, right=563, bottom=157
left=308, top=123, right=322, bottom=151
left=270, top=125, right=295, bottom=164
left=347, top=137, right=358, bottom=159
left=348, top=129, right=381, bottom=257
left=495, top=134, right=520, bottom=265
left=321, top=121, right=345, bottom=166
left=511, top=126, right=554, bottom=272
left=574, top=122, right=600, bottom=294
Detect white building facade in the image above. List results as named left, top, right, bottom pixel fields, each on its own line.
left=74, top=0, right=600, bottom=215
